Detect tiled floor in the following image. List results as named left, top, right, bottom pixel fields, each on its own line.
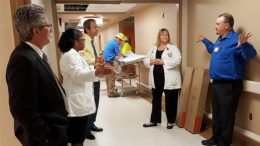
left=83, top=80, right=205, bottom=146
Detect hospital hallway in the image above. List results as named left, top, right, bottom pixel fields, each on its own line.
left=83, top=78, right=205, bottom=146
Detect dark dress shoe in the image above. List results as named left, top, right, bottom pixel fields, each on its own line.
left=167, top=123, right=175, bottom=129
left=86, top=131, right=95, bottom=140
left=167, top=125, right=173, bottom=129
left=91, top=125, right=103, bottom=132
left=202, top=137, right=218, bottom=145
left=143, top=123, right=157, bottom=127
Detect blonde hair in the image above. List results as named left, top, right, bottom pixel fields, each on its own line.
left=156, top=28, right=172, bottom=47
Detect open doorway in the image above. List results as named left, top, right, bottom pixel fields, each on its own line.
left=119, top=16, right=135, bottom=53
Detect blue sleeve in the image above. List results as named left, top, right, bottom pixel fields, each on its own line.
left=114, top=43, right=120, bottom=53
left=202, top=38, right=214, bottom=54
left=240, top=42, right=257, bottom=59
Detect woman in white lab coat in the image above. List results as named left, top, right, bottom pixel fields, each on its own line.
left=143, top=28, right=181, bottom=129
left=58, top=29, right=112, bottom=146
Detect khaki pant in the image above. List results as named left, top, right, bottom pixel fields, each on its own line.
left=105, top=62, right=116, bottom=96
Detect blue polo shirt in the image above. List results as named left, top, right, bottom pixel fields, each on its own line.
left=103, top=39, right=121, bottom=62
left=202, top=29, right=256, bottom=80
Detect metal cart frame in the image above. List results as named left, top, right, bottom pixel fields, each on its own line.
left=115, top=61, right=141, bottom=96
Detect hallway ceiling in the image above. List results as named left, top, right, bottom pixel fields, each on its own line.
left=57, top=3, right=152, bottom=30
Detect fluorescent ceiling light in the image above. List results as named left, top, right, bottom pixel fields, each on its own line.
left=86, top=4, right=136, bottom=13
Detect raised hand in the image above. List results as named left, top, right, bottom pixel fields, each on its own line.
left=237, top=32, right=252, bottom=47
left=95, top=62, right=113, bottom=76
left=95, top=56, right=105, bottom=63
left=103, top=66, right=114, bottom=74
left=196, top=34, right=205, bottom=43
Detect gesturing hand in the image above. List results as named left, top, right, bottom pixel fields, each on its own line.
left=237, top=32, right=252, bottom=47
left=95, top=62, right=113, bottom=76
left=95, top=56, right=105, bottom=63
left=196, top=35, right=205, bottom=43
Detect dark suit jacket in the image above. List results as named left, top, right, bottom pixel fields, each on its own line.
left=6, top=42, right=68, bottom=146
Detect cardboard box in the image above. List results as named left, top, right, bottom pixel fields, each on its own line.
left=176, top=67, right=194, bottom=127
left=184, top=68, right=210, bottom=133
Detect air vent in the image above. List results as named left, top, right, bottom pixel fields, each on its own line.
left=64, top=4, right=88, bottom=11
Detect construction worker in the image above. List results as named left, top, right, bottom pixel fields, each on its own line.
left=121, top=36, right=132, bottom=54
left=103, top=33, right=124, bottom=97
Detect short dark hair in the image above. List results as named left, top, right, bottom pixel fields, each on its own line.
left=83, top=19, right=96, bottom=33
left=218, top=13, right=234, bottom=28
left=58, top=29, right=82, bottom=53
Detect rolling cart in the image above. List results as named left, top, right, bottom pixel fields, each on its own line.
left=114, top=52, right=145, bottom=96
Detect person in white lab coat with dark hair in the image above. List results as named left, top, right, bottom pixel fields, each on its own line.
left=58, top=28, right=112, bottom=146
left=143, top=28, right=182, bottom=129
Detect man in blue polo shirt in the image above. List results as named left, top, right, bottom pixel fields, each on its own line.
left=197, top=13, right=256, bottom=146
left=103, top=33, right=124, bottom=97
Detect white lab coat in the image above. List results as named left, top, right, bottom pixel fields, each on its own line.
left=60, top=49, right=98, bottom=117
left=143, top=44, right=182, bottom=90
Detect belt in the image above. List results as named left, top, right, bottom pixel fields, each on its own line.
left=106, top=61, right=114, bottom=65
left=213, top=79, right=242, bottom=84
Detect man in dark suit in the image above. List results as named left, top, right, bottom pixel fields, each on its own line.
left=6, top=4, right=68, bottom=146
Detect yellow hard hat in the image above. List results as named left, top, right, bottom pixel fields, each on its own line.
left=115, top=33, right=125, bottom=40
left=122, top=36, right=128, bottom=41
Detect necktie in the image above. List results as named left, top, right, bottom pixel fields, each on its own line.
left=91, top=40, right=97, bottom=57
left=43, top=52, right=48, bottom=62
left=42, top=52, right=66, bottom=98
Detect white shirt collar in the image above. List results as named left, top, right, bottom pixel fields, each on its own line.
left=25, top=41, right=43, bottom=58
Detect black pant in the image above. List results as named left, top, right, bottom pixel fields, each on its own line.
left=211, top=79, right=243, bottom=146
left=67, top=116, right=88, bottom=144
left=150, top=88, right=179, bottom=123
left=87, top=81, right=100, bottom=129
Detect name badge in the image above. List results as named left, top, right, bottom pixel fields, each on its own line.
left=214, top=47, right=219, bottom=52
left=168, top=52, right=172, bottom=57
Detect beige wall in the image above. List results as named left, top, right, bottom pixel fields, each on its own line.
left=0, top=0, right=20, bottom=145
left=32, top=0, right=59, bottom=76
left=135, top=4, right=178, bottom=85
left=186, top=0, right=260, bottom=135
left=98, top=23, right=120, bottom=52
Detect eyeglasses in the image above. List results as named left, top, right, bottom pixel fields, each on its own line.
left=38, top=24, right=52, bottom=29
left=78, top=38, right=85, bottom=41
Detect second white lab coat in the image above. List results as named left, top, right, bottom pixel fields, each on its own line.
left=60, top=49, right=98, bottom=117
left=143, top=44, right=182, bottom=90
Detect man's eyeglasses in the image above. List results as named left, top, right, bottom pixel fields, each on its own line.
left=38, top=24, right=52, bottom=29
left=78, top=38, right=85, bottom=41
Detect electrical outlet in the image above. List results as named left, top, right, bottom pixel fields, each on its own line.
left=248, top=112, right=253, bottom=121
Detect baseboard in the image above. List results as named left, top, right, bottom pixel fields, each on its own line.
left=203, top=113, right=260, bottom=146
